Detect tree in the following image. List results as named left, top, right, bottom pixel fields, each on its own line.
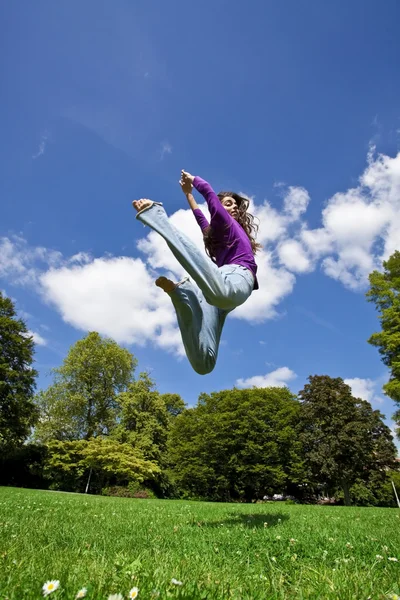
left=34, top=332, right=137, bottom=442
left=298, top=375, right=397, bottom=505
left=344, top=469, right=400, bottom=508
left=366, top=250, right=400, bottom=436
left=113, top=372, right=185, bottom=464
left=160, top=392, right=186, bottom=419
left=0, top=292, right=38, bottom=449
left=44, top=438, right=159, bottom=493
left=168, top=386, right=305, bottom=502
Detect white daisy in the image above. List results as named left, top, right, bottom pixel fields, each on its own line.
left=129, top=588, right=139, bottom=599
left=375, top=555, right=384, bottom=560
left=42, top=580, right=60, bottom=596
left=171, top=578, right=183, bottom=586
left=108, top=595, right=124, bottom=600
left=388, top=557, right=398, bottom=562
left=76, top=589, right=87, bottom=599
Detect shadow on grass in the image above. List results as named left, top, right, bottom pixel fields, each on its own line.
left=196, top=512, right=289, bottom=529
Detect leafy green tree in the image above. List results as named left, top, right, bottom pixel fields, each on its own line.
left=34, top=332, right=137, bottom=442
left=0, top=292, right=38, bottom=449
left=343, top=470, right=400, bottom=508
left=168, top=387, right=305, bottom=502
left=366, top=250, right=400, bottom=436
left=45, top=438, right=159, bottom=492
left=160, top=392, right=186, bottom=419
left=298, top=375, right=397, bottom=505
left=112, top=372, right=185, bottom=495
left=113, top=372, right=170, bottom=462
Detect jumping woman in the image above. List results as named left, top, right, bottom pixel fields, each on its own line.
left=132, top=170, right=261, bottom=375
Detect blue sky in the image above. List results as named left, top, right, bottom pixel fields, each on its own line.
left=1, top=0, right=400, bottom=448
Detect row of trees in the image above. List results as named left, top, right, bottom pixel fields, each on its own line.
left=1, top=251, right=399, bottom=506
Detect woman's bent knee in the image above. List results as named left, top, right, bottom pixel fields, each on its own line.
left=204, top=292, right=235, bottom=311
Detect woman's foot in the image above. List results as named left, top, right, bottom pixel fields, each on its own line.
left=155, top=276, right=177, bottom=293
left=132, top=199, right=154, bottom=213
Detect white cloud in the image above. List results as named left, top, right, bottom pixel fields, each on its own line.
left=40, top=256, right=184, bottom=354
left=252, top=200, right=287, bottom=244
left=67, top=252, right=92, bottom=265
left=232, top=250, right=295, bottom=321
left=27, top=330, right=48, bottom=346
left=160, top=141, right=172, bottom=160
left=32, top=131, right=49, bottom=159
left=251, top=149, right=400, bottom=292
left=300, top=227, right=334, bottom=259
left=277, top=239, right=312, bottom=273
left=0, top=235, right=184, bottom=355
left=283, top=186, right=310, bottom=221
left=236, top=366, right=297, bottom=389
left=344, top=377, right=384, bottom=404
left=0, top=235, right=62, bottom=286
left=301, top=149, right=400, bottom=289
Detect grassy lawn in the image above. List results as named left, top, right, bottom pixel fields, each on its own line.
left=0, top=487, right=399, bottom=599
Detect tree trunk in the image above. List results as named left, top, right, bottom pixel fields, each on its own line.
left=85, top=468, right=92, bottom=494
left=342, top=480, right=351, bottom=506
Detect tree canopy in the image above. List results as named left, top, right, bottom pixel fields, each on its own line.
left=366, top=250, right=400, bottom=435
left=34, top=331, right=137, bottom=442
left=0, top=292, right=38, bottom=449
left=168, top=386, right=305, bottom=502
left=298, top=375, right=397, bottom=505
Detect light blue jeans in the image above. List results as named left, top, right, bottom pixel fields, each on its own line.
left=136, top=203, right=254, bottom=374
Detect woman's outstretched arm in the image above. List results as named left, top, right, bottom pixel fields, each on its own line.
left=181, top=170, right=232, bottom=228
left=180, top=170, right=209, bottom=231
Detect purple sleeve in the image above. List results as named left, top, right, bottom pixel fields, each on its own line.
left=193, top=176, right=232, bottom=227
left=192, top=208, right=209, bottom=232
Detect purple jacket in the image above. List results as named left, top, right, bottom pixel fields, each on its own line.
left=192, top=176, right=259, bottom=290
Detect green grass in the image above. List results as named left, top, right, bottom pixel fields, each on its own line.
left=0, top=487, right=399, bottom=599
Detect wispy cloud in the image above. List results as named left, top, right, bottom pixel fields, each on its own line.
left=160, top=141, right=172, bottom=160
left=32, top=131, right=49, bottom=159
left=295, top=306, right=340, bottom=333
left=27, top=330, right=48, bottom=346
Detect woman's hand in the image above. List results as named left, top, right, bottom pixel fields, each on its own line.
left=179, top=170, right=194, bottom=195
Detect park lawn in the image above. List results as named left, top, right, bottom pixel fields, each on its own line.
left=0, top=487, right=399, bottom=600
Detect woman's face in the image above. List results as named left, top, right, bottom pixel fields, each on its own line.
left=221, top=196, right=239, bottom=220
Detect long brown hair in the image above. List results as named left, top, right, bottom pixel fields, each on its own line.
left=203, top=192, right=262, bottom=262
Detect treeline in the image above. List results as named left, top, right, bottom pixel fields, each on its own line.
left=1, top=251, right=400, bottom=506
